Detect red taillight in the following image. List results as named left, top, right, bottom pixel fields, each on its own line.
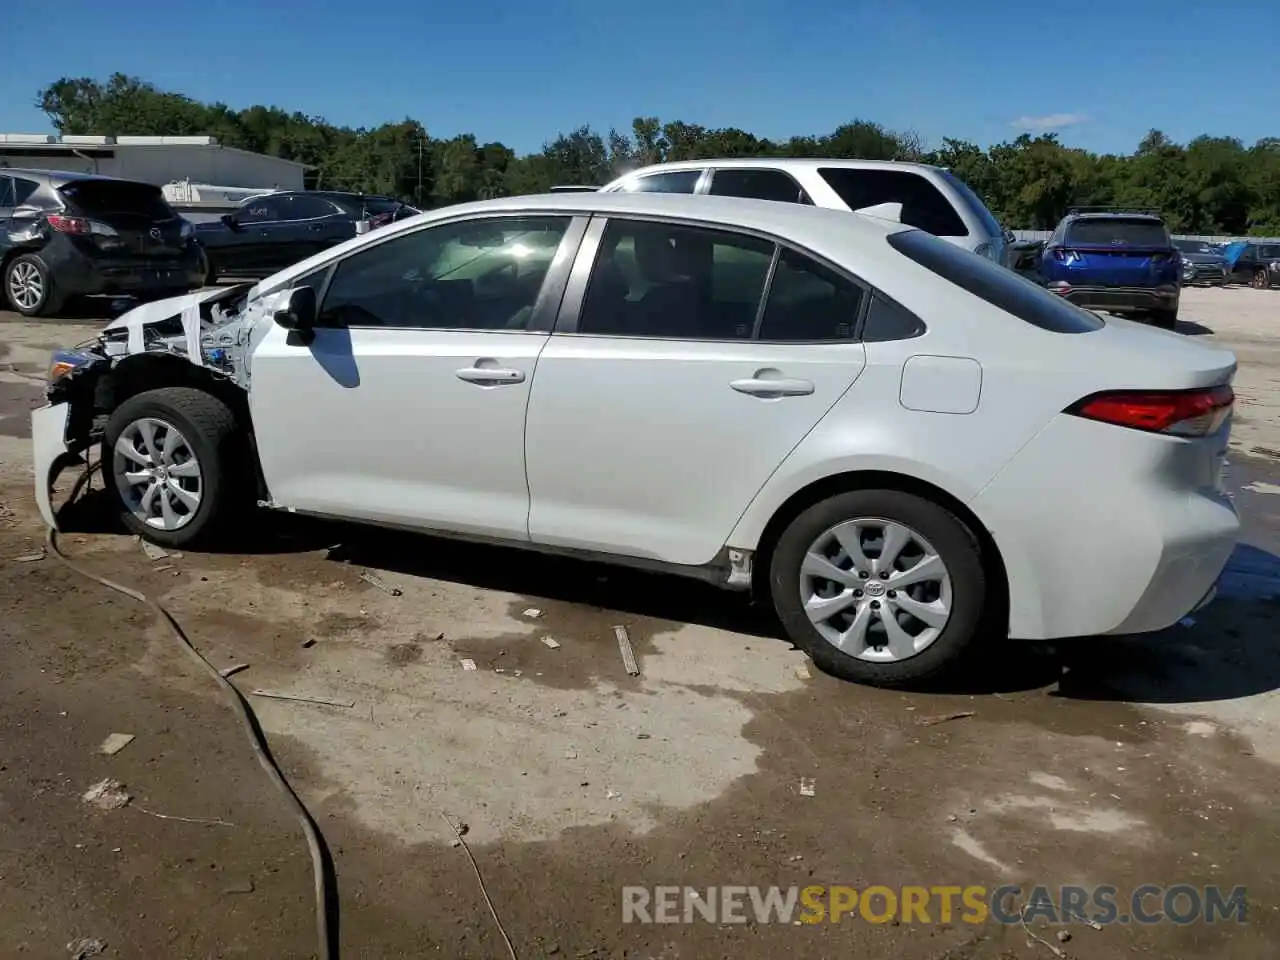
left=46, top=214, right=91, bottom=234
left=1066, top=386, right=1234, bottom=437
left=1052, top=247, right=1067, bottom=262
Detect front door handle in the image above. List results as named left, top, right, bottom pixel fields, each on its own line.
left=456, top=366, right=525, bottom=385
left=730, top=377, right=815, bottom=397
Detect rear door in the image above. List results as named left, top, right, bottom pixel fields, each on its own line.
left=281, top=194, right=352, bottom=262
left=57, top=178, right=186, bottom=260
left=523, top=215, right=868, bottom=566
left=1061, top=218, right=1175, bottom=286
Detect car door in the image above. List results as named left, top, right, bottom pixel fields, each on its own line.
left=216, top=196, right=283, bottom=275
left=249, top=213, right=586, bottom=538
left=282, top=194, right=353, bottom=263
left=524, top=215, right=868, bottom=566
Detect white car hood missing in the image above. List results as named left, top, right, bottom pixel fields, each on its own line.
left=103, top=287, right=233, bottom=336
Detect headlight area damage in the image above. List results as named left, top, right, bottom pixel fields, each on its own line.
left=31, top=283, right=260, bottom=529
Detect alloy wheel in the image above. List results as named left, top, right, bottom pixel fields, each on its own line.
left=8, top=261, right=43, bottom=311
left=800, top=517, right=953, bottom=662
left=112, top=417, right=204, bottom=530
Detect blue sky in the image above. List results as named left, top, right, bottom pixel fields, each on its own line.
left=3, top=0, right=1275, bottom=156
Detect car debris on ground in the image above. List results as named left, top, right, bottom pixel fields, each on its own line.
left=98, top=733, right=135, bottom=756
left=82, top=778, right=130, bottom=811
left=460, top=658, right=478, bottom=671
left=67, top=937, right=106, bottom=959
left=916, top=711, right=976, bottom=727
left=615, top=625, right=639, bottom=676
left=140, top=540, right=168, bottom=561
left=11, top=548, right=45, bottom=562
left=219, top=663, right=250, bottom=678
left=522, top=608, right=543, bottom=619
left=540, top=636, right=561, bottom=649
left=249, top=689, right=355, bottom=709
left=360, top=571, right=402, bottom=596
left=799, top=777, right=816, bottom=797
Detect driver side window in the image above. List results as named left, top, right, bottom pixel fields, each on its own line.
left=317, top=216, right=572, bottom=330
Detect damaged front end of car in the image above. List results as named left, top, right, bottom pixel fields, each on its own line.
left=31, top=284, right=263, bottom=529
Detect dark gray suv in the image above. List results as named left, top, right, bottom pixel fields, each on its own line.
left=1, top=169, right=204, bottom=316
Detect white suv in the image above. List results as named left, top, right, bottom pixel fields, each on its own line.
left=601, top=158, right=1009, bottom=265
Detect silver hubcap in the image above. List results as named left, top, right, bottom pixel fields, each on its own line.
left=8, top=261, right=43, bottom=310
left=112, top=418, right=203, bottom=531
left=801, top=517, right=953, bottom=662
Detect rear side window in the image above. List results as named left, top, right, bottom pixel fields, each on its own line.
left=757, top=248, right=863, bottom=340
left=709, top=169, right=811, bottom=205
left=617, top=171, right=702, bottom=194
left=13, top=178, right=40, bottom=205
left=0, top=177, right=13, bottom=207
left=888, top=229, right=1103, bottom=334
left=59, top=179, right=174, bottom=220
left=818, top=168, right=967, bottom=237
left=1066, top=218, right=1170, bottom=247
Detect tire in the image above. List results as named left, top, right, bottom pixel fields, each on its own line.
left=4, top=253, right=65, bottom=317
left=769, top=489, right=987, bottom=688
left=1253, top=268, right=1271, bottom=290
left=102, top=387, right=248, bottom=548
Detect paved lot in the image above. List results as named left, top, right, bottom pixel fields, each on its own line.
left=1, top=287, right=1278, bottom=959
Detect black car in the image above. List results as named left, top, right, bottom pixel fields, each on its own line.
left=1173, top=239, right=1228, bottom=286
left=1, top=169, right=204, bottom=317
left=195, top=191, right=419, bottom=281
left=1223, top=240, right=1280, bottom=289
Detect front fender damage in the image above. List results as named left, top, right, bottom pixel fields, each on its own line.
left=32, top=284, right=267, bottom=528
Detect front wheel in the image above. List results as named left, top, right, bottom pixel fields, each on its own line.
left=102, top=387, right=248, bottom=547
left=1253, top=268, right=1271, bottom=290
left=769, top=489, right=988, bottom=687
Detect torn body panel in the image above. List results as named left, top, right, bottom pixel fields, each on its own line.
left=33, top=284, right=271, bottom=526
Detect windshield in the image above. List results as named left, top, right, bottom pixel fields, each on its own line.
left=1067, top=218, right=1170, bottom=248
left=939, top=169, right=1004, bottom=239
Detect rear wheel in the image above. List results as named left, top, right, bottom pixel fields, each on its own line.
left=102, top=387, right=248, bottom=547
left=769, top=489, right=987, bottom=687
left=1253, top=268, right=1271, bottom=290
left=4, top=254, right=65, bottom=317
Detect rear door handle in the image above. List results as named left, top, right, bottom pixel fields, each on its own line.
left=456, top=366, right=525, bottom=385
left=730, top=377, right=815, bottom=397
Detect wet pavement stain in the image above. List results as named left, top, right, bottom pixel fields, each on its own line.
left=385, top=641, right=423, bottom=666
left=316, top=611, right=381, bottom=638
left=0, top=380, right=42, bottom=438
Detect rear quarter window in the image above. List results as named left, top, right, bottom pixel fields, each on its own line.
left=887, top=229, right=1103, bottom=334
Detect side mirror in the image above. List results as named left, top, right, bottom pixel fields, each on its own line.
left=273, top=285, right=317, bottom=333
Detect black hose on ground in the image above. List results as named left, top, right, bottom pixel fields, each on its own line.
left=45, top=471, right=337, bottom=960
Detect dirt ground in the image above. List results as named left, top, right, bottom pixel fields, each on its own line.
left=2, top=287, right=1279, bottom=959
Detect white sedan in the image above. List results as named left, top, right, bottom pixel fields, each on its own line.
left=31, top=192, right=1239, bottom=686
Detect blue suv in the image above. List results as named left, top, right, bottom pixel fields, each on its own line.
left=1040, top=209, right=1180, bottom=329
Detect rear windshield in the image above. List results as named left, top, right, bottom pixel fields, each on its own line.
left=887, top=229, right=1103, bottom=334
left=939, top=169, right=1004, bottom=239
left=1066, top=218, right=1170, bottom=248
left=59, top=179, right=174, bottom=220
left=818, top=168, right=968, bottom=237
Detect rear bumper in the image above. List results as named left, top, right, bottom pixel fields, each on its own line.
left=969, top=413, right=1239, bottom=639
left=46, top=242, right=204, bottom=298
left=1055, top=285, right=1178, bottom=312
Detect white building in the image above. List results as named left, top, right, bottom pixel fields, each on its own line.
left=0, top=134, right=307, bottom=193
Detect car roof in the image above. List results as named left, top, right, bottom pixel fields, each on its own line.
left=1066, top=211, right=1164, bottom=221
left=615, top=157, right=947, bottom=176
left=257, top=191, right=915, bottom=296
left=0, top=168, right=154, bottom=188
